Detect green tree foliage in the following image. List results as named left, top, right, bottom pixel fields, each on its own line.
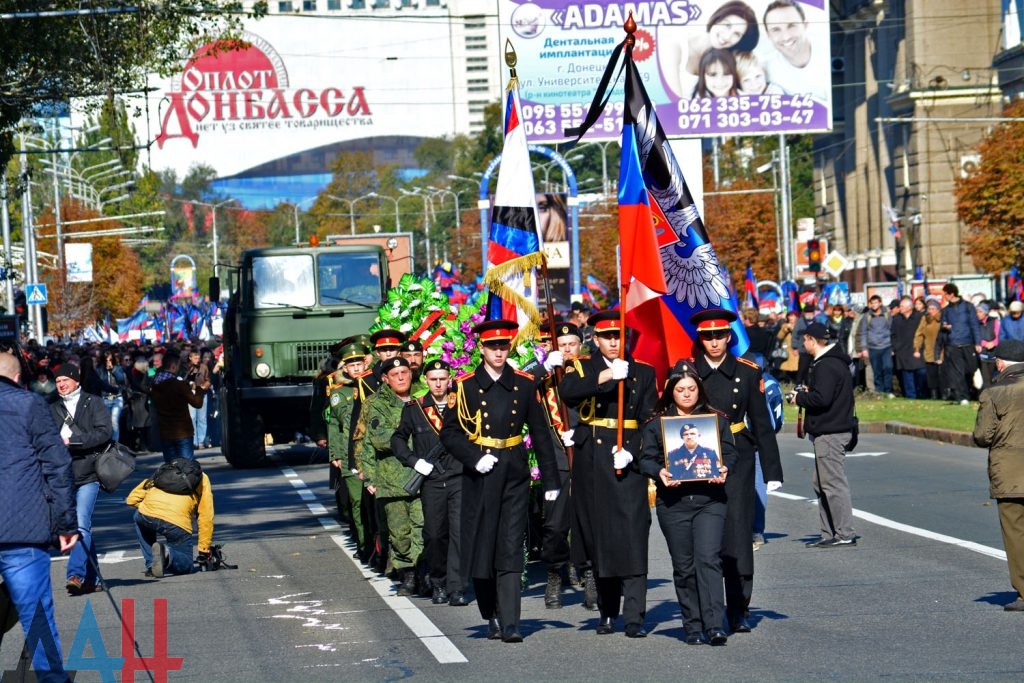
left=954, top=100, right=1024, bottom=272
left=0, top=1, right=265, bottom=167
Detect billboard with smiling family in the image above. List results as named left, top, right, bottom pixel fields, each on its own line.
left=498, top=0, right=832, bottom=140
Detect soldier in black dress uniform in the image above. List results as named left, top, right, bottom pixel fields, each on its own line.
left=689, top=308, right=784, bottom=634
left=558, top=311, right=658, bottom=638
left=370, top=329, right=406, bottom=380
left=391, top=359, right=468, bottom=606
left=439, top=320, right=561, bottom=643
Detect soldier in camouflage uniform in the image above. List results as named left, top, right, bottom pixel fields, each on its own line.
left=327, top=342, right=372, bottom=562
left=355, top=356, right=423, bottom=595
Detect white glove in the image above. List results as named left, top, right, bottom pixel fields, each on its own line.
left=610, top=358, right=629, bottom=380
left=612, top=448, right=633, bottom=470
left=475, top=454, right=498, bottom=474
left=544, top=489, right=560, bottom=502
left=543, top=350, right=564, bottom=371
left=414, top=459, right=434, bottom=476
left=560, top=430, right=575, bottom=447
left=766, top=480, right=782, bottom=492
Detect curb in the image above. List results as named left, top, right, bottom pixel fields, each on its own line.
left=781, top=420, right=977, bottom=448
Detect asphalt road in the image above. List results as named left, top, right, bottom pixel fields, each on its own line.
left=2, top=431, right=1022, bottom=682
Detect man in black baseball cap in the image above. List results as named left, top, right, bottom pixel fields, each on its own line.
left=790, top=314, right=857, bottom=548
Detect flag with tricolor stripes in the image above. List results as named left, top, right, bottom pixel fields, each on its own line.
left=483, top=67, right=545, bottom=341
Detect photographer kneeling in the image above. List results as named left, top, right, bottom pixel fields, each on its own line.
left=126, top=458, right=215, bottom=577
left=787, top=322, right=858, bottom=548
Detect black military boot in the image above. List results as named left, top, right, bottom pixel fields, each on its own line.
left=544, top=567, right=563, bottom=609
left=397, top=569, right=416, bottom=597
left=583, top=569, right=598, bottom=611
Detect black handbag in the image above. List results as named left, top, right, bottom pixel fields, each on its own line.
left=95, top=441, right=137, bottom=493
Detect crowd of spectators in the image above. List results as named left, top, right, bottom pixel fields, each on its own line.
left=11, top=338, right=223, bottom=451
left=751, top=284, right=1024, bottom=403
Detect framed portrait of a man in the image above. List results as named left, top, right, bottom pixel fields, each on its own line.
left=661, top=414, right=724, bottom=482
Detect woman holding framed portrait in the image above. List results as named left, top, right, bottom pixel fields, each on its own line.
left=639, top=361, right=737, bottom=646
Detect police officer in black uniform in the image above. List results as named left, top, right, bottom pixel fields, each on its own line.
left=391, top=359, right=468, bottom=606
left=689, top=308, right=784, bottom=634
left=440, top=319, right=561, bottom=643
left=558, top=311, right=658, bottom=638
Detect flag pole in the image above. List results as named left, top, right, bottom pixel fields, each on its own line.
left=615, top=15, right=637, bottom=468
left=539, top=257, right=574, bottom=471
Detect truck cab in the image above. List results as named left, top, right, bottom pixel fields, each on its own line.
left=219, top=244, right=386, bottom=467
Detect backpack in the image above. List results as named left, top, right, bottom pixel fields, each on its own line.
left=763, top=370, right=785, bottom=434
left=149, top=458, right=203, bottom=495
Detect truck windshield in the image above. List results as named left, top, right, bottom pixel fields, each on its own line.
left=252, top=254, right=316, bottom=309
left=317, top=252, right=383, bottom=307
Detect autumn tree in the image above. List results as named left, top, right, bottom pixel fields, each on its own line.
left=954, top=100, right=1024, bottom=272
left=703, top=165, right=779, bottom=287
left=0, top=1, right=264, bottom=168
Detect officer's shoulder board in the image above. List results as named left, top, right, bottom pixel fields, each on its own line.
left=454, top=373, right=473, bottom=384
left=634, top=359, right=653, bottom=368
left=736, top=356, right=760, bottom=371
left=513, top=369, right=535, bottom=380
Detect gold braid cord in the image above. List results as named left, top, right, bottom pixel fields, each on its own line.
left=456, top=381, right=482, bottom=443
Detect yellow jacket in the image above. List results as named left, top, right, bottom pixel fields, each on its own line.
left=126, top=473, right=215, bottom=552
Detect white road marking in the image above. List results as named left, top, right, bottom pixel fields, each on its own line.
left=277, top=463, right=468, bottom=664
left=794, top=451, right=889, bottom=458
left=768, top=490, right=1006, bottom=560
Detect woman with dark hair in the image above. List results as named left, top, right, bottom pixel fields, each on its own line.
left=686, top=0, right=759, bottom=75
left=659, top=0, right=759, bottom=96
left=639, top=361, right=736, bottom=646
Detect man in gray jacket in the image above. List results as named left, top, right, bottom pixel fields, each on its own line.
left=859, top=294, right=893, bottom=395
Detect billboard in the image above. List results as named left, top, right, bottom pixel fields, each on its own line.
left=124, top=14, right=459, bottom=179
left=499, top=0, right=832, bottom=140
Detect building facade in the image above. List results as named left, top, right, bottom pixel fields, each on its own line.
left=816, top=0, right=1002, bottom=289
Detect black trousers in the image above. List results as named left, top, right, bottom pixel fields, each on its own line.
left=656, top=493, right=726, bottom=634
left=942, top=344, right=978, bottom=401
left=722, top=448, right=756, bottom=618
left=595, top=574, right=647, bottom=628
left=540, top=470, right=571, bottom=567
left=473, top=572, right=523, bottom=629
left=421, top=477, right=463, bottom=592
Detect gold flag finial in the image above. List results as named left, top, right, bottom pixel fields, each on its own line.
left=504, top=39, right=519, bottom=91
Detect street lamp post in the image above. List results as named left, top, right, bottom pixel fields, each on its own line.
left=194, top=198, right=234, bottom=278
left=367, top=192, right=401, bottom=232
left=428, top=186, right=461, bottom=228
left=401, top=188, right=432, bottom=269
left=328, top=193, right=379, bottom=235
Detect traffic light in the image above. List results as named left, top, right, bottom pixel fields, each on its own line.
left=807, top=239, right=822, bottom=273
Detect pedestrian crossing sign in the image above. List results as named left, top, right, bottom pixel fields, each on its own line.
left=25, top=283, right=48, bottom=305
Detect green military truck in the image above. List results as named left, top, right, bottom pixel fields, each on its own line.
left=214, top=243, right=387, bottom=467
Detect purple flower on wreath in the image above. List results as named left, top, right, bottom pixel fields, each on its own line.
left=461, top=321, right=473, bottom=334
left=530, top=466, right=541, bottom=481
left=442, top=340, right=456, bottom=352
left=462, top=339, right=475, bottom=353
left=470, top=312, right=484, bottom=324
left=523, top=433, right=532, bottom=449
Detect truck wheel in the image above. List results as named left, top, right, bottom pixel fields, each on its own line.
left=222, top=391, right=267, bottom=468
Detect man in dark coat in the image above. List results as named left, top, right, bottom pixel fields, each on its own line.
left=0, top=352, right=79, bottom=682
left=891, top=296, right=926, bottom=398
left=392, top=359, right=468, bottom=606
left=791, top=322, right=857, bottom=546
left=690, top=308, right=783, bottom=634
left=440, top=320, right=560, bottom=643
left=558, top=311, right=657, bottom=638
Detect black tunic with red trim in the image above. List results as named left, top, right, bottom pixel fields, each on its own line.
left=391, top=393, right=460, bottom=483
left=439, top=363, right=560, bottom=577
left=558, top=353, right=657, bottom=576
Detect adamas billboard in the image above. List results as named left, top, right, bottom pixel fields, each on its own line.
left=499, top=0, right=832, bottom=140
left=129, top=15, right=459, bottom=179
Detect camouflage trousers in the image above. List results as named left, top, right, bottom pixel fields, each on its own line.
left=380, top=495, right=424, bottom=570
